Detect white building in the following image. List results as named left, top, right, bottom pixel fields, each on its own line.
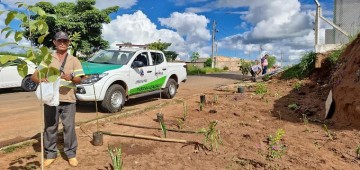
left=325, top=0, right=360, bottom=44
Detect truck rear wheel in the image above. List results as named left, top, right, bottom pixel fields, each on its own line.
left=101, top=84, right=125, bottom=113
left=162, top=78, right=177, bottom=99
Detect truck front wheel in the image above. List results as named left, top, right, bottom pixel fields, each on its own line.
left=101, top=84, right=125, bottom=113
left=162, top=79, right=177, bottom=99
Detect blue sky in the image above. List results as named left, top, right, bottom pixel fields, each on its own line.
left=0, top=0, right=335, bottom=65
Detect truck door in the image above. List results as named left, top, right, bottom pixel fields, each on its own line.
left=151, top=52, right=167, bottom=88
left=128, top=52, right=157, bottom=95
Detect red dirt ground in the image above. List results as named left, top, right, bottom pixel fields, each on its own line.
left=1, top=75, right=360, bottom=169
left=331, top=34, right=360, bottom=127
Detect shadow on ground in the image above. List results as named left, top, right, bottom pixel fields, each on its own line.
left=270, top=77, right=357, bottom=131
left=76, top=93, right=161, bottom=113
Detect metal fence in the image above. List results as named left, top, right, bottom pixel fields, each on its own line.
left=316, top=0, right=360, bottom=46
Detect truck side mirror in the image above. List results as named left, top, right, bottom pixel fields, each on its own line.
left=132, top=61, right=144, bottom=68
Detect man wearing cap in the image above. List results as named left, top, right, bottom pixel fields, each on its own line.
left=31, top=31, right=85, bottom=167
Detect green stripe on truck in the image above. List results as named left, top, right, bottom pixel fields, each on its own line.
left=129, top=76, right=167, bottom=95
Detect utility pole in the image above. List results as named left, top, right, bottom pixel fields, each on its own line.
left=211, top=20, right=216, bottom=68
left=314, top=0, right=320, bottom=46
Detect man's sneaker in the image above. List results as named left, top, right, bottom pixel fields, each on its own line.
left=44, top=159, right=55, bottom=167
left=68, top=157, right=78, bottom=167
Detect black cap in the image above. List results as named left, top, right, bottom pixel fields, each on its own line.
left=54, top=31, right=69, bottom=40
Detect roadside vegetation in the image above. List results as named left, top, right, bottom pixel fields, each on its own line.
left=281, top=51, right=317, bottom=79
left=187, top=65, right=223, bottom=75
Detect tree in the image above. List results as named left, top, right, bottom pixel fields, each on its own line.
left=190, top=52, right=200, bottom=62
left=148, top=40, right=171, bottom=51
left=22, top=0, right=119, bottom=56
left=1, top=3, right=60, bottom=169
left=204, top=58, right=212, bottom=67
left=148, top=40, right=178, bottom=62
left=163, top=51, right=178, bottom=61
left=267, top=56, right=277, bottom=68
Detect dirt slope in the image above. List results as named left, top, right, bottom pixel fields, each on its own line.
left=332, top=34, right=360, bottom=126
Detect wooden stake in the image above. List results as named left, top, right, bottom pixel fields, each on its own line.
left=114, top=122, right=199, bottom=134
left=101, top=131, right=198, bottom=144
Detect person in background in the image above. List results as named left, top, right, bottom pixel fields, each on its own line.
left=31, top=31, right=85, bottom=167
left=261, top=54, right=269, bottom=75
left=250, top=60, right=262, bottom=82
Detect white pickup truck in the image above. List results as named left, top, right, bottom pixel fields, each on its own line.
left=76, top=46, right=187, bottom=113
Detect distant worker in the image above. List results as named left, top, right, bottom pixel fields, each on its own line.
left=250, top=60, right=262, bottom=82
left=261, top=54, right=269, bottom=75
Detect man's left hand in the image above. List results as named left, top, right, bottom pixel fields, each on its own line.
left=61, top=74, right=73, bottom=81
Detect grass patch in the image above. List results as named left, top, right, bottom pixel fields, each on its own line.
left=0, top=52, right=26, bottom=57
left=187, top=66, right=223, bottom=75
left=281, top=51, right=316, bottom=79
left=327, top=49, right=343, bottom=65
left=1, top=142, right=31, bottom=154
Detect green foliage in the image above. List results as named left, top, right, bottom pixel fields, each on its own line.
left=355, top=145, right=360, bottom=159
left=0, top=3, right=59, bottom=80
left=293, top=81, right=302, bottom=91
left=322, top=124, right=334, bottom=140
left=255, top=83, right=267, bottom=95
left=223, top=66, right=229, bottom=70
left=190, top=52, right=200, bottom=62
left=281, top=51, right=317, bottom=79
left=148, top=40, right=171, bottom=51
left=108, top=145, right=123, bottom=170
left=186, top=65, right=223, bottom=75
left=148, top=41, right=178, bottom=61
left=262, top=74, right=271, bottom=81
left=239, top=59, right=253, bottom=75
left=199, top=102, right=203, bottom=111
left=327, top=49, right=343, bottom=65
left=267, top=56, right=277, bottom=68
left=160, top=119, right=167, bottom=138
left=182, top=101, right=188, bottom=121
left=197, top=121, right=222, bottom=151
left=23, top=0, right=119, bottom=55
left=176, top=118, right=184, bottom=129
left=163, top=51, right=178, bottom=62
left=204, top=58, right=212, bottom=67
left=267, top=129, right=286, bottom=160
left=288, top=103, right=300, bottom=110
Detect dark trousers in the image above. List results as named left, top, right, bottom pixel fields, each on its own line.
left=44, top=103, right=77, bottom=159
left=250, top=70, right=257, bottom=82
left=262, top=66, right=268, bottom=75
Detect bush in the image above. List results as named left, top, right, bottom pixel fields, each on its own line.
left=239, top=60, right=253, bottom=75
left=204, top=58, right=212, bottom=67
left=186, top=66, right=223, bottom=75
left=223, top=66, right=229, bottom=70
left=255, top=83, right=267, bottom=94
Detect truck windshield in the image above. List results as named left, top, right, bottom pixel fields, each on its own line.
left=87, top=50, right=134, bottom=65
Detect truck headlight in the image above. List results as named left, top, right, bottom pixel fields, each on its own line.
left=81, top=73, right=108, bottom=84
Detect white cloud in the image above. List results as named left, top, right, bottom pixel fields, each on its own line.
left=103, top=11, right=211, bottom=60
left=1, top=0, right=136, bottom=10
left=188, top=0, right=316, bottom=64
left=159, top=12, right=211, bottom=43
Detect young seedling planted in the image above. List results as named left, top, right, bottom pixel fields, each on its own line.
left=160, top=119, right=167, bottom=138
left=267, top=129, right=287, bottom=160
left=197, top=121, right=222, bottom=151
left=183, top=101, right=188, bottom=121
left=108, top=145, right=123, bottom=170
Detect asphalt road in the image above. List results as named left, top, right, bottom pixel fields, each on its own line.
left=0, top=73, right=245, bottom=147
